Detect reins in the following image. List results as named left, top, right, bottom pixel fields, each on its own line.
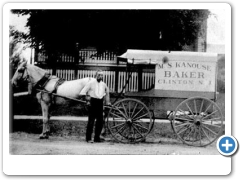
left=36, top=89, right=87, bottom=104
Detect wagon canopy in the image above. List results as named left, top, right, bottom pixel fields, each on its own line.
left=118, top=49, right=218, bottom=64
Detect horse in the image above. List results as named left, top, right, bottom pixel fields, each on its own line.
left=11, top=60, right=96, bottom=139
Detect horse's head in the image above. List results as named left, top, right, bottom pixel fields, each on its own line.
left=11, top=60, right=28, bottom=88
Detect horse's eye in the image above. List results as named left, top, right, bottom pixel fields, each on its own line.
left=18, top=69, right=24, bottom=73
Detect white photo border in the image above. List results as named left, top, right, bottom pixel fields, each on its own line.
left=3, top=2, right=231, bottom=176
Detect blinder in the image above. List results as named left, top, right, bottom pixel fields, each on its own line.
left=17, top=68, right=25, bottom=73
left=17, top=66, right=29, bottom=82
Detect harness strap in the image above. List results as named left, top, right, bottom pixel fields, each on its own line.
left=30, top=73, right=51, bottom=95
left=52, top=78, right=66, bottom=94
left=50, top=78, right=65, bottom=105
left=35, top=73, right=51, bottom=90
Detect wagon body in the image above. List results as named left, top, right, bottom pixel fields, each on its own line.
left=106, top=49, right=224, bottom=146
left=119, top=49, right=218, bottom=119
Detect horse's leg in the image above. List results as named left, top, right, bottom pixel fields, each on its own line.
left=37, top=92, right=52, bottom=139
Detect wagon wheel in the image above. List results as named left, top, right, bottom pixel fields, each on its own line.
left=172, top=97, right=224, bottom=147
left=107, top=98, right=154, bottom=143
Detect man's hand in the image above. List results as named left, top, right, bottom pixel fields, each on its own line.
left=85, top=95, right=90, bottom=101
left=28, top=83, right=33, bottom=95
left=86, top=101, right=90, bottom=106
left=85, top=95, right=91, bottom=106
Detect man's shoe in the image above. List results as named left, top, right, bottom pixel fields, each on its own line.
left=39, top=133, right=49, bottom=139
left=86, top=140, right=94, bottom=143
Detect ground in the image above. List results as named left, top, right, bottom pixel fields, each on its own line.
left=9, top=132, right=219, bottom=155
left=10, top=93, right=225, bottom=155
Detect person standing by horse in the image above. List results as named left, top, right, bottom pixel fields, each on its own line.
left=80, top=70, right=111, bottom=143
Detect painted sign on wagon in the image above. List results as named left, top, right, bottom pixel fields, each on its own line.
left=155, top=59, right=217, bottom=92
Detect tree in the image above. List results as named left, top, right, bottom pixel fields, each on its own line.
left=9, top=25, right=27, bottom=68
left=11, top=10, right=210, bottom=55
left=9, top=26, right=29, bottom=92
left=9, top=25, right=26, bottom=56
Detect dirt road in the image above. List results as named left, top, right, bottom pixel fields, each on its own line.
left=9, top=132, right=219, bottom=155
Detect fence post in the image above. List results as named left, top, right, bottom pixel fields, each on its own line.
left=114, top=57, right=120, bottom=93
left=138, top=67, right=142, bottom=91
left=34, top=46, right=39, bottom=64
left=74, top=43, right=79, bottom=79
left=51, top=52, right=57, bottom=75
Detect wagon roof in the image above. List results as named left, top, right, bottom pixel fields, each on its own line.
left=118, top=49, right=218, bottom=64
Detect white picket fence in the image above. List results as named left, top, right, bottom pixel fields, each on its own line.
left=41, top=49, right=154, bottom=92
left=142, top=72, right=155, bottom=90
left=56, top=69, right=75, bottom=80
left=45, top=69, right=155, bottom=92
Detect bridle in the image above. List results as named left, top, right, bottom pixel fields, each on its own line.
left=17, top=66, right=29, bottom=83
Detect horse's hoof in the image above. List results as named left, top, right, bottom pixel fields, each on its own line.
left=39, top=134, right=49, bottom=139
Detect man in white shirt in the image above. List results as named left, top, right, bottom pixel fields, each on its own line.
left=80, top=70, right=111, bottom=143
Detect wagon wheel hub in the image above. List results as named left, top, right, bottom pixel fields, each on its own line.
left=126, top=118, right=132, bottom=125
left=193, top=115, right=202, bottom=126
left=194, top=120, right=201, bottom=126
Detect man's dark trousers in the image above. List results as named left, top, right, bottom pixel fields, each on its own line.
left=86, top=97, right=104, bottom=142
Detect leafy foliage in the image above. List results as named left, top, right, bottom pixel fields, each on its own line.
left=9, top=26, right=26, bottom=56
left=11, top=10, right=210, bottom=54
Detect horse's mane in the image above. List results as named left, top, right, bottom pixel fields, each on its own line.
left=26, top=63, right=48, bottom=84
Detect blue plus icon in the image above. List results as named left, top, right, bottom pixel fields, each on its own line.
left=217, top=135, right=238, bottom=156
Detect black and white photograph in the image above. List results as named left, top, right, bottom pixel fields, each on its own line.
left=2, top=2, right=233, bottom=176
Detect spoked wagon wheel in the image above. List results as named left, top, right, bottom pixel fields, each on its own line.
left=107, top=98, right=154, bottom=143
left=172, top=97, right=224, bottom=147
